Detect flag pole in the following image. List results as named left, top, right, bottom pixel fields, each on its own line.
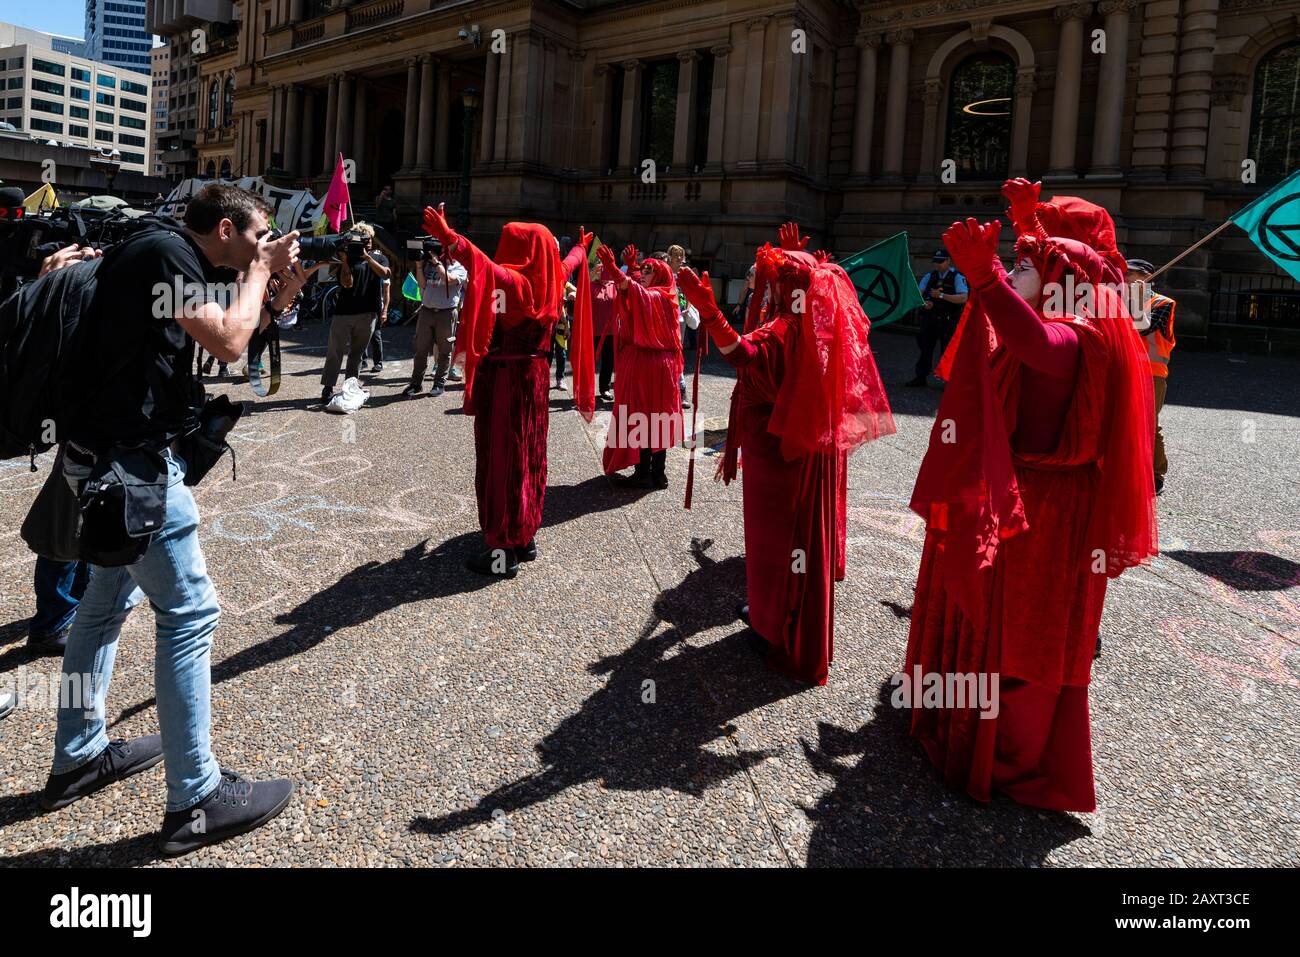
left=1149, top=219, right=1235, bottom=281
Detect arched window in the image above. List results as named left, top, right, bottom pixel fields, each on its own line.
left=207, top=79, right=219, bottom=130
left=1249, top=42, right=1300, bottom=184
left=638, top=59, right=678, bottom=171
left=205, top=159, right=216, bottom=179
left=220, top=158, right=231, bottom=179
left=222, top=76, right=234, bottom=127
left=944, top=52, right=1015, bottom=180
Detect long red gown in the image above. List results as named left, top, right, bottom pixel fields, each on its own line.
left=603, top=264, right=684, bottom=474
left=449, top=227, right=589, bottom=549
left=906, top=236, right=1156, bottom=812
left=712, top=249, right=894, bottom=685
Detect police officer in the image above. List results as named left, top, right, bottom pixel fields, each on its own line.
left=907, top=248, right=968, bottom=387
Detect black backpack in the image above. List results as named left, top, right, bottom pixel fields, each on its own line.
left=0, top=256, right=102, bottom=464
left=0, top=217, right=189, bottom=465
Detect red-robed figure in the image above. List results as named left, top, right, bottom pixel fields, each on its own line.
left=423, top=203, right=594, bottom=577
left=596, top=244, right=685, bottom=490
left=904, top=185, right=1157, bottom=811
left=677, top=227, right=895, bottom=685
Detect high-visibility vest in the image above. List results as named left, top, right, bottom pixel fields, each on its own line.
left=1143, top=293, right=1176, bottom=377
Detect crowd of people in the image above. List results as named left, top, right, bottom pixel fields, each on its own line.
left=3, top=175, right=1174, bottom=858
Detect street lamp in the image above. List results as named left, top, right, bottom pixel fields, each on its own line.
left=457, top=86, right=480, bottom=231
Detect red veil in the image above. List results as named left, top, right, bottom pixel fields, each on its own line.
left=722, top=246, right=894, bottom=480
left=911, top=231, right=1156, bottom=626
left=456, top=222, right=593, bottom=418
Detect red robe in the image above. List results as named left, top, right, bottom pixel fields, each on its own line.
left=906, top=237, right=1156, bottom=811
left=717, top=249, right=894, bottom=685
left=450, top=226, right=589, bottom=549
left=603, top=268, right=684, bottom=474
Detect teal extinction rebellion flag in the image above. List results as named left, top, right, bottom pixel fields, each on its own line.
left=1230, top=169, right=1300, bottom=283
left=838, top=231, right=926, bottom=327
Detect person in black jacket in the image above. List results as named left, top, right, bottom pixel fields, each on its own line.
left=906, top=248, right=968, bottom=387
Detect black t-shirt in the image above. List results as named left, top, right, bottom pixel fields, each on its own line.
left=68, top=226, right=230, bottom=449
left=334, top=249, right=387, bottom=315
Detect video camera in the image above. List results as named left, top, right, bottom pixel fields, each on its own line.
left=405, top=234, right=444, bottom=262
left=288, top=229, right=368, bottom=263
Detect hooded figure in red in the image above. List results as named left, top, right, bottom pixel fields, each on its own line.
left=678, top=226, right=895, bottom=685
left=596, top=244, right=685, bottom=489
left=423, top=203, right=593, bottom=577
left=904, top=191, right=1157, bottom=811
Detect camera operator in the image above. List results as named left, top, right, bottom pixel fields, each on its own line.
left=321, top=221, right=389, bottom=405
left=36, top=183, right=305, bottom=857
left=405, top=238, right=466, bottom=398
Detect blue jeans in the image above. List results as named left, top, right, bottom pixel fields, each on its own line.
left=31, top=557, right=89, bottom=639
left=52, top=451, right=222, bottom=812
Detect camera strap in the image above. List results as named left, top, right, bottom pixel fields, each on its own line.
left=246, top=323, right=281, bottom=397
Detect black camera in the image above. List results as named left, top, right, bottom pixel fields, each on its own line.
left=290, top=229, right=367, bottom=263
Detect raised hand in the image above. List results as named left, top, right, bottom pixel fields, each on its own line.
left=778, top=222, right=810, bottom=252
left=676, top=267, right=720, bottom=316
left=422, top=202, right=455, bottom=245
left=577, top=226, right=594, bottom=251
left=1001, top=178, right=1041, bottom=229
left=621, top=244, right=640, bottom=270
left=596, top=243, right=624, bottom=285
left=942, top=218, right=1002, bottom=288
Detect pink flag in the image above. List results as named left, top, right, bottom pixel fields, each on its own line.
left=323, top=152, right=351, bottom=232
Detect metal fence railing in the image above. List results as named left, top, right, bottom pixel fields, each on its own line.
left=1208, top=271, right=1300, bottom=327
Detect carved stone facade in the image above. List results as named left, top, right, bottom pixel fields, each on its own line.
left=202, top=0, right=1300, bottom=344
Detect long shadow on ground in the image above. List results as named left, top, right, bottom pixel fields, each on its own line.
left=801, top=680, right=1090, bottom=866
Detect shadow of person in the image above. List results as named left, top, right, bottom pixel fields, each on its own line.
left=411, top=540, right=805, bottom=838
left=112, top=533, right=494, bottom=727
left=0, top=825, right=163, bottom=867
left=1164, top=550, right=1300, bottom=592
left=801, top=680, right=1090, bottom=867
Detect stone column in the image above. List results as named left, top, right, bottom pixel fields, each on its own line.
left=617, top=59, right=644, bottom=171
left=434, top=61, right=451, bottom=170
left=323, top=73, right=338, bottom=172
left=1089, top=0, right=1136, bottom=177
left=768, top=19, right=803, bottom=164
left=673, top=50, right=700, bottom=170
left=493, top=41, right=512, bottom=162
left=1169, top=0, right=1219, bottom=180
left=1047, top=3, right=1089, bottom=179
left=706, top=44, right=730, bottom=166
left=416, top=55, right=434, bottom=168
left=738, top=17, right=769, bottom=165
left=283, top=84, right=301, bottom=176
left=590, top=63, right=612, bottom=168
left=1010, top=68, right=1037, bottom=177
left=917, top=79, right=943, bottom=182
left=335, top=73, right=354, bottom=162
left=880, top=29, right=913, bottom=180
left=352, top=76, right=368, bottom=175
left=299, top=89, right=315, bottom=180
left=290, top=0, right=303, bottom=20
left=851, top=33, right=880, bottom=177
left=480, top=50, right=499, bottom=163
left=402, top=57, right=420, bottom=169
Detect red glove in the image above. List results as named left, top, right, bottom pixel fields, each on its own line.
left=677, top=267, right=738, bottom=348
left=942, top=218, right=1003, bottom=290
left=422, top=203, right=460, bottom=249
left=577, top=227, right=594, bottom=251
left=621, top=244, right=640, bottom=270
left=778, top=222, right=810, bottom=252
left=1001, top=178, right=1043, bottom=236
left=596, top=243, right=623, bottom=283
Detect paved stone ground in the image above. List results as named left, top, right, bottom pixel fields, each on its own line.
left=0, top=320, right=1296, bottom=867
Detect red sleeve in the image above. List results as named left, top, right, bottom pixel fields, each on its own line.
left=562, top=244, right=588, bottom=277
left=979, top=279, right=1080, bottom=378
left=718, top=336, right=759, bottom=368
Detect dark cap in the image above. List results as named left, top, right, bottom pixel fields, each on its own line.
left=1126, top=258, right=1155, bottom=274
left=932, top=249, right=950, bottom=262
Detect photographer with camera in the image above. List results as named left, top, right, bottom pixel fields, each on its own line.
left=405, top=237, right=467, bottom=398
left=33, top=183, right=305, bottom=856
left=320, top=222, right=390, bottom=405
